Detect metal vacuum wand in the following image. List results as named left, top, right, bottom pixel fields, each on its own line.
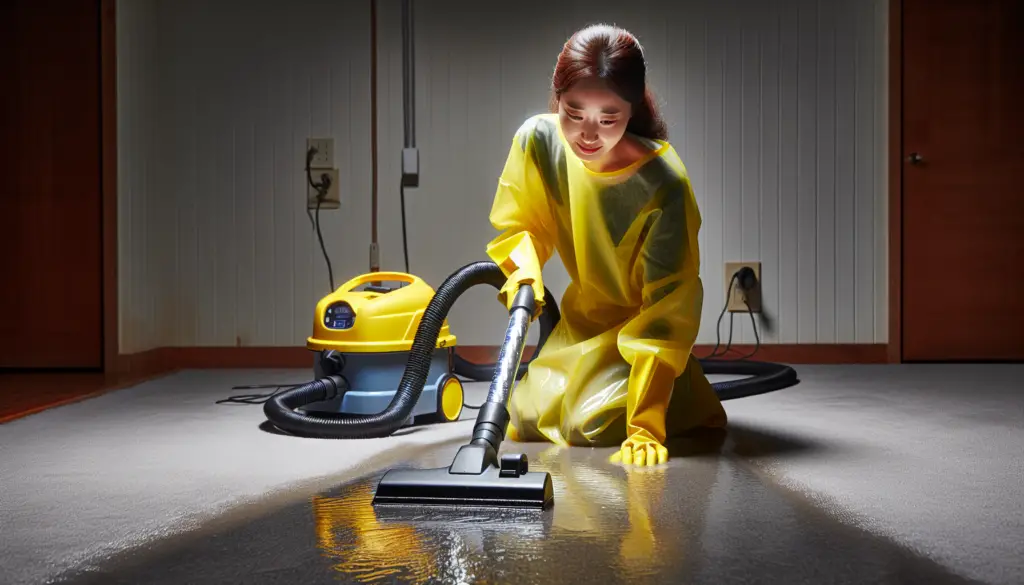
left=485, top=285, right=533, bottom=406
left=371, top=283, right=554, bottom=509
left=464, top=284, right=533, bottom=456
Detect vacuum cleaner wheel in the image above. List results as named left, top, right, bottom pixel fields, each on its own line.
left=436, top=374, right=464, bottom=422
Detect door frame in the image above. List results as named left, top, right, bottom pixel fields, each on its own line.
left=887, top=0, right=904, bottom=364
left=101, top=0, right=119, bottom=373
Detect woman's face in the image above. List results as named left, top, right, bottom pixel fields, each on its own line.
left=557, top=78, right=632, bottom=163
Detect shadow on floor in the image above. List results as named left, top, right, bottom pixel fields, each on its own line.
left=53, top=424, right=985, bottom=585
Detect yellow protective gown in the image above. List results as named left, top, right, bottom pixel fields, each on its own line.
left=486, top=114, right=727, bottom=464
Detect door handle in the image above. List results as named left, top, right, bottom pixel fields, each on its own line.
left=906, top=152, right=924, bottom=165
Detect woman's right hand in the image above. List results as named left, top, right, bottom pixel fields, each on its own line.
left=499, top=267, right=546, bottom=320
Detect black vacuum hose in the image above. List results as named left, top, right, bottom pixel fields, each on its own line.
left=700, top=358, right=798, bottom=400
left=451, top=283, right=799, bottom=401
left=263, top=261, right=509, bottom=439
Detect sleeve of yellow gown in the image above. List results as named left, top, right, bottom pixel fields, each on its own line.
left=485, top=119, right=557, bottom=318
left=616, top=177, right=705, bottom=457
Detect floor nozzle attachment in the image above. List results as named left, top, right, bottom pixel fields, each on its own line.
left=372, top=430, right=552, bottom=509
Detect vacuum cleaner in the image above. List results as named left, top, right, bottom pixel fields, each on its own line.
left=260, top=260, right=797, bottom=509
left=261, top=262, right=560, bottom=438
left=299, top=271, right=469, bottom=427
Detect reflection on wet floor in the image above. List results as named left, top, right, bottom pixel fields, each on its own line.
left=312, top=448, right=684, bottom=584
left=57, top=430, right=984, bottom=585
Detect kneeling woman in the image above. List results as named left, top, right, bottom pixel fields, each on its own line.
left=486, top=24, right=727, bottom=467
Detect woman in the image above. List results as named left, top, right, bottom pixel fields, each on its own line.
left=486, top=23, right=727, bottom=467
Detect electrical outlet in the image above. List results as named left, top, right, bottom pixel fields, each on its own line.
left=725, top=261, right=762, bottom=313
left=307, top=168, right=340, bottom=209
left=307, top=138, right=334, bottom=169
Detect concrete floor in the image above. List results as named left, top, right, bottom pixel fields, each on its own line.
left=1, top=364, right=1022, bottom=584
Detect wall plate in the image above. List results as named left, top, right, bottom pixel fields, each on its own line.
left=307, top=138, right=333, bottom=169
left=724, top=261, right=762, bottom=313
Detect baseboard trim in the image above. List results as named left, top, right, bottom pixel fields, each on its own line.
left=116, top=343, right=889, bottom=377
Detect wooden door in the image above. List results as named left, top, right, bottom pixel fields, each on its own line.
left=901, top=0, right=1024, bottom=361
left=0, top=0, right=104, bottom=369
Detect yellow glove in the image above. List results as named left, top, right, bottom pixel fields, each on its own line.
left=609, top=354, right=677, bottom=467
left=499, top=268, right=545, bottom=318
left=487, top=231, right=548, bottom=320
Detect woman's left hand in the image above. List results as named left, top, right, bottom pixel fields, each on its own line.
left=609, top=433, right=669, bottom=466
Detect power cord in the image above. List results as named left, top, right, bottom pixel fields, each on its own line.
left=215, top=377, right=352, bottom=405
left=730, top=299, right=762, bottom=359
left=461, top=386, right=485, bottom=410
left=217, top=352, right=351, bottom=406
left=399, top=180, right=410, bottom=274
left=707, top=273, right=740, bottom=358
left=703, top=267, right=764, bottom=360
left=216, top=383, right=307, bottom=405
left=306, top=146, right=336, bottom=292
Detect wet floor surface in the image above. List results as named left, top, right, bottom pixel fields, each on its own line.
left=54, top=429, right=987, bottom=585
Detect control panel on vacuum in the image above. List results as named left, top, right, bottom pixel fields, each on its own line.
left=324, top=302, right=355, bottom=329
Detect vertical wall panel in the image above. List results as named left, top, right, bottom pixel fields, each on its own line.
left=778, top=0, right=801, bottom=344
left=872, top=0, right=890, bottom=344
left=758, top=4, right=781, bottom=345
left=117, top=0, right=164, bottom=352
left=704, top=3, right=727, bottom=346
left=118, top=0, right=888, bottom=350
left=796, top=0, right=818, bottom=343
left=855, top=0, right=879, bottom=344
left=834, top=0, right=858, bottom=343
left=740, top=3, right=763, bottom=344
left=816, top=0, right=837, bottom=344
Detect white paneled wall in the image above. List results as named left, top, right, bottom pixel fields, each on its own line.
left=117, top=0, right=374, bottom=352
left=158, top=0, right=375, bottom=350
left=117, top=0, right=166, bottom=353
left=117, top=0, right=889, bottom=352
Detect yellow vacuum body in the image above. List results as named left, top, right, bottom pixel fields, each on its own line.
left=305, top=272, right=465, bottom=424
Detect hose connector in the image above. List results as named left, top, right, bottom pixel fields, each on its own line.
left=508, top=283, right=535, bottom=314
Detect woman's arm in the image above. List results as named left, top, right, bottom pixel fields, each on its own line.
left=486, top=119, right=556, bottom=317
left=615, top=178, right=705, bottom=464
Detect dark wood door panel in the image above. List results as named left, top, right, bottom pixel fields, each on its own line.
left=902, top=0, right=1024, bottom=361
left=0, top=0, right=104, bottom=369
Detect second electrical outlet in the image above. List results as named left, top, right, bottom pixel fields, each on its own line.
left=307, top=137, right=339, bottom=209
left=724, top=261, right=762, bottom=313
left=308, top=168, right=340, bottom=209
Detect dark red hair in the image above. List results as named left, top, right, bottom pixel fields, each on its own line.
left=550, top=24, right=668, bottom=141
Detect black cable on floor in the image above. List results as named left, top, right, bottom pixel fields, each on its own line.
left=216, top=383, right=307, bottom=405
